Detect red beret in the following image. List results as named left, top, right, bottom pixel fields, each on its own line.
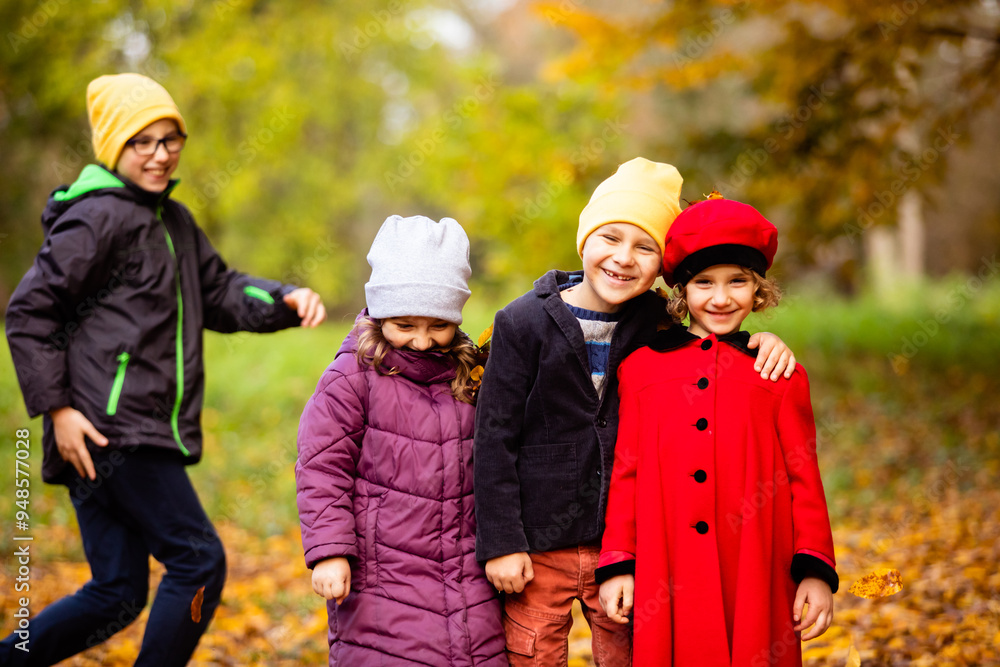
left=662, top=198, right=778, bottom=287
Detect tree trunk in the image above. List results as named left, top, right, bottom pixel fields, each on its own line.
left=865, top=189, right=927, bottom=298
left=898, top=189, right=925, bottom=278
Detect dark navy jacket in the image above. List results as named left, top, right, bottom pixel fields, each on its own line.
left=6, top=164, right=301, bottom=482
left=473, top=269, right=666, bottom=561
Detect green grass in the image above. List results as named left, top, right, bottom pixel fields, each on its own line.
left=2, top=278, right=998, bottom=550
left=745, top=276, right=1000, bottom=372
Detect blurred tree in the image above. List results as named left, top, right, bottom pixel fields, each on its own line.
left=1, top=1, right=124, bottom=305
left=0, top=0, right=629, bottom=315
left=0, top=0, right=460, bottom=310
left=539, top=0, right=1000, bottom=289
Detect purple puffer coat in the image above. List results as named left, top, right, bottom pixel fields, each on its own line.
left=296, top=321, right=505, bottom=667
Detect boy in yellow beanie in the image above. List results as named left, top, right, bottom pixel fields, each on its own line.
left=2, top=73, right=325, bottom=665
left=474, top=158, right=797, bottom=665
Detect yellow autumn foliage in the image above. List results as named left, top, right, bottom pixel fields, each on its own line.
left=848, top=567, right=903, bottom=600
left=477, top=324, right=494, bottom=349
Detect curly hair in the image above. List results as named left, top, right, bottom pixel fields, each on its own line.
left=666, top=268, right=782, bottom=325
left=353, top=316, right=479, bottom=405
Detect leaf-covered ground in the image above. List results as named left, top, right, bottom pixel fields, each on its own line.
left=2, top=478, right=996, bottom=665
left=2, top=287, right=997, bottom=664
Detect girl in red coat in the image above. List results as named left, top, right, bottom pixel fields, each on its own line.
left=597, top=197, right=838, bottom=666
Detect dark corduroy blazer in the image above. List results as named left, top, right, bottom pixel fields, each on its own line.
left=473, top=269, right=665, bottom=562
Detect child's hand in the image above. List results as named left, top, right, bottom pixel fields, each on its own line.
left=50, top=406, right=108, bottom=480
left=284, top=288, right=327, bottom=328
left=598, top=574, right=634, bottom=624
left=748, top=332, right=796, bottom=381
left=485, top=552, right=534, bottom=594
left=312, top=557, right=352, bottom=604
left=793, top=576, right=834, bottom=640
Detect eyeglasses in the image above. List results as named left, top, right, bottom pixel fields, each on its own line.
left=124, top=132, right=187, bottom=156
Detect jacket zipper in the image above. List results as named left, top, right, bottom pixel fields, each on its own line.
left=157, top=205, right=191, bottom=456
left=105, top=352, right=131, bottom=416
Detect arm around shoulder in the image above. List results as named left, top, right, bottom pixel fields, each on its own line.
left=748, top=331, right=797, bottom=380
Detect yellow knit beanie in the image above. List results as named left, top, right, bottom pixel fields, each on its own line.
left=86, top=73, right=187, bottom=169
left=577, top=157, right=684, bottom=256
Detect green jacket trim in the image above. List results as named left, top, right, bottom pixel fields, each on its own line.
left=105, top=352, right=131, bottom=416
left=243, top=285, right=276, bottom=304
left=157, top=204, right=191, bottom=457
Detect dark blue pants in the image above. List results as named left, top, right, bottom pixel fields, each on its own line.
left=0, top=448, right=226, bottom=666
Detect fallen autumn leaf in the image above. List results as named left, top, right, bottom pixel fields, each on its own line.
left=191, top=585, right=206, bottom=623
left=848, top=568, right=903, bottom=600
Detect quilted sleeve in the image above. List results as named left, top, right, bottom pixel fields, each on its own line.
left=295, top=358, right=368, bottom=568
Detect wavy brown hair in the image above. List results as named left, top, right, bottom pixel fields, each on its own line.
left=666, top=267, right=782, bottom=325
left=353, top=316, right=479, bottom=405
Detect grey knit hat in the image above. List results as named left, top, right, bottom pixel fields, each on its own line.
left=365, top=215, right=472, bottom=324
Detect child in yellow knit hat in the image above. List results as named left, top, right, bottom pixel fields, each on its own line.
left=474, top=158, right=798, bottom=665
left=2, top=73, right=325, bottom=665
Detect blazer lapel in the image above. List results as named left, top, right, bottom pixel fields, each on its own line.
left=543, top=295, right=594, bottom=388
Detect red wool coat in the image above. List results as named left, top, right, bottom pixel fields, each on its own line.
left=599, top=329, right=837, bottom=667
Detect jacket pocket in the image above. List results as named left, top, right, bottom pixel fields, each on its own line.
left=105, top=350, right=132, bottom=416
left=520, top=442, right=576, bottom=467
left=502, top=610, right=537, bottom=658
left=518, top=442, right=579, bottom=529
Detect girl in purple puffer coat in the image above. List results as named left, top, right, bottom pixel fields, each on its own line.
left=295, top=215, right=505, bottom=666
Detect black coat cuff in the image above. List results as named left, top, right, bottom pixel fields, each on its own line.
left=791, top=553, right=839, bottom=593
left=595, top=560, right=635, bottom=584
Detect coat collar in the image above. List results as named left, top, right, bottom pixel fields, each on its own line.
left=42, top=164, right=179, bottom=234
left=532, top=269, right=648, bottom=321
left=383, top=348, right=457, bottom=385
left=532, top=269, right=667, bottom=394
left=648, top=326, right=759, bottom=358
left=532, top=269, right=575, bottom=298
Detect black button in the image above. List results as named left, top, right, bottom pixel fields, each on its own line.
left=695, top=521, right=709, bottom=534
left=696, top=418, right=708, bottom=431
left=597, top=418, right=607, bottom=428
left=701, top=339, right=713, bottom=350
left=693, top=470, right=707, bottom=483
left=697, top=378, right=709, bottom=390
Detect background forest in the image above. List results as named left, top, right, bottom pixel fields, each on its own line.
left=1, top=1, right=999, bottom=665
